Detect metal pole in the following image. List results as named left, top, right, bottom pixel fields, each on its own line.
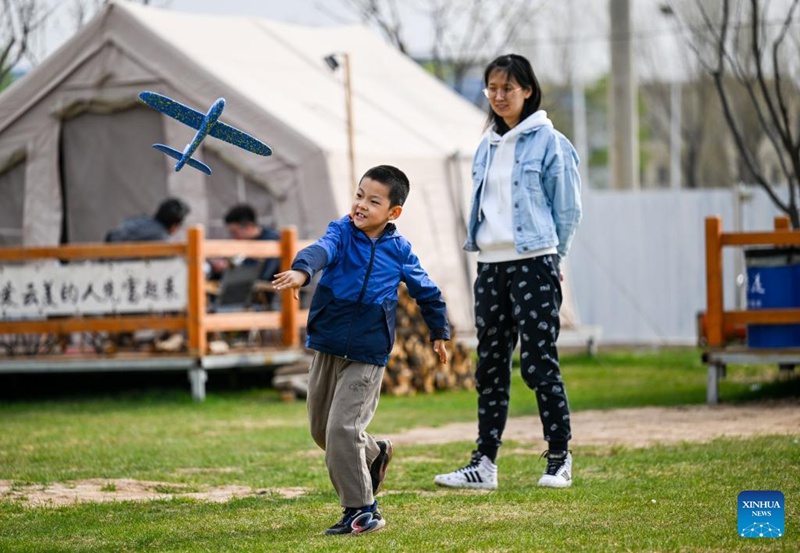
left=670, top=82, right=681, bottom=190
left=569, top=0, right=589, bottom=186
left=610, top=0, right=639, bottom=190
left=733, top=183, right=753, bottom=310
left=572, top=79, right=589, bottom=187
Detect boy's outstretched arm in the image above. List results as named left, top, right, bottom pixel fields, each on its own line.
left=272, top=270, right=309, bottom=300
left=433, top=340, right=448, bottom=364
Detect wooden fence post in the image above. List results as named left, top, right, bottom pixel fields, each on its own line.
left=187, top=226, right=207, bottom=356
left=280, top=226, right=300, bottom=347
left=775, top=216, right=791, bottom=231
left=705, top=216, right=724, bottom=347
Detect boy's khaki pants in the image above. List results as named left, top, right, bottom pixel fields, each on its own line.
left=306, top=351, right=384, bottom=508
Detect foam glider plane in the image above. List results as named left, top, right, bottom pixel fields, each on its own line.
left=138, top=91, right=272, bottom=175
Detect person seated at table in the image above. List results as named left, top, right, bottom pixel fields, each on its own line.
left=103, top=197, right=191, bottom=351
left=207, top=203, right=281, bottom=307
left=105, top=197, right=190, bottom=242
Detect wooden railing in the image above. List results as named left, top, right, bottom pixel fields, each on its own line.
left=704, top=215, right=800, bottom=348
left=0, top=225, right=311, bottom=356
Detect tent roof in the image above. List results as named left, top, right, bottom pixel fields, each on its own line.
left=116, top=1, right=485, bottom=159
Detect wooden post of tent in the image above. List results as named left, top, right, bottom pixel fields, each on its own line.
left=280, top=226, right=300, bottom=347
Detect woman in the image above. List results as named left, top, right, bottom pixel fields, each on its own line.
left=434, top=54, right=582, bottom=490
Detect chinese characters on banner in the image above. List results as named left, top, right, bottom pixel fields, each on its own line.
left=0, top=258, right=188, bottom=319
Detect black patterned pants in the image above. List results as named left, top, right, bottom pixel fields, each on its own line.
left=473, top=255, right=571, bottom=460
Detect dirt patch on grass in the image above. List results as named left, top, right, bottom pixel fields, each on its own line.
left=386, top=399, right=800, bottom=448
left=0, top=478, right=307, bottom=507
left=5, top=401, right=797, bottom=507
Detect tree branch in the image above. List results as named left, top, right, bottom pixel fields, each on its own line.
left=713, top=0, right=789, bottom=213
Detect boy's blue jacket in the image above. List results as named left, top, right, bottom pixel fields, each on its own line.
left=292, top=215, right=450, bottom=366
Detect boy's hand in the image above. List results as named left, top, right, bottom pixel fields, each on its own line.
left=272, top=270, right=307, bottom=300
left=433, top=340, right=448, bottom=364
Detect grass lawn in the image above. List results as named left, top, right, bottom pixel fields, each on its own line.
left=0, top=348, right=798, bottom=552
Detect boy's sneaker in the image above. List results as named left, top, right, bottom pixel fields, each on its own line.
left=433, top=450, right=498, bottom=490
left=370, top=439, right=394, bottom=494
left=324, top=501, right=385, bottom=536
left=537, top=450, right=572, bottom=488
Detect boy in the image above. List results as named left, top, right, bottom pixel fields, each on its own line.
left=273, top=165, right=450, bottom=536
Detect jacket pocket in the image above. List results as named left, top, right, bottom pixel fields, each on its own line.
left=349, top=302, right=394, bottom=359
left=382, top=298, right=396, bottom=348
left=519, top=160, right=556, bottom=239
left=306, top=284, right=334, bottom=334
left=521, top=160, right=547, bottom=206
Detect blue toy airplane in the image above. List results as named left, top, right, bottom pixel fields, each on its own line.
left=138, top=91, right=272, bottom=175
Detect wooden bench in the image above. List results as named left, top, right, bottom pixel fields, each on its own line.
left=701, top=215, right=800, bottom=403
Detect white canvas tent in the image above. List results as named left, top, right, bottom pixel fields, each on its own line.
left=0, top=0, right=487, bottom=330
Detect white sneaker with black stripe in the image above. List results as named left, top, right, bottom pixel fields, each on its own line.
left=537, top=450, right=572, bottom=488
left=434, top=451, right=498, bottom=490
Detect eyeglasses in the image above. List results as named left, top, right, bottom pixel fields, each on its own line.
left=483, top=86, right=522, bottom=99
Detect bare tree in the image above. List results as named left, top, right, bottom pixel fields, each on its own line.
left=681, top=76, right=728, bottom=188
left=639, top=19, right=730, bottom=189
left=321, top=0, right=541, bottom=96
left=425, top=0, right=540, bottom=94
left=0, top=0, right=52, bottom=87
left=672, top=0, right=800, bottom=226
left=336, top=0, right=409, bottom=53
left=1, top=0, right=169, bottom=90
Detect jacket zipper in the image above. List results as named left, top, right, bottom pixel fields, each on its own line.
left=343, top=237, right=379, bottom=359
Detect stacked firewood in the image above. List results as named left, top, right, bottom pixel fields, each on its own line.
left=272, top=285, right=475, bottom=400
left=383, top=284, right=475, bottom=396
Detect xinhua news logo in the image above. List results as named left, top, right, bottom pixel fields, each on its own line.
left=738, top=490, right=784, bottom=538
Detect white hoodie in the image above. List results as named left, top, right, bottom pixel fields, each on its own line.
left=475, top=110, right=556, bottom=263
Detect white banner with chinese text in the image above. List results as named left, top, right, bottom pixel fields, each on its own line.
left=0, top=258, right=188, bottom=319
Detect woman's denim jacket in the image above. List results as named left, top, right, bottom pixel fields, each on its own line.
left=464, top=125, right=582, bottom=259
